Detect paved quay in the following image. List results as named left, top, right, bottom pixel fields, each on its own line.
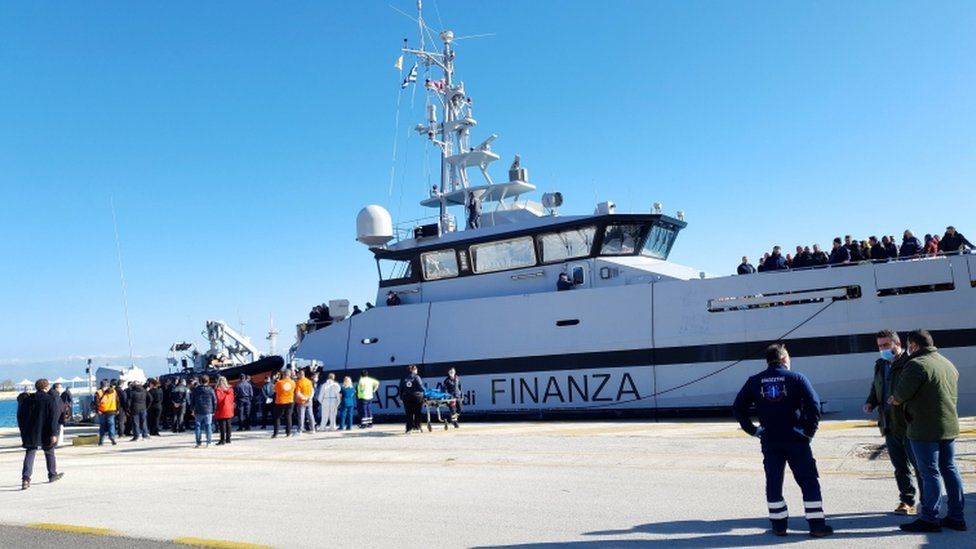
left=0, top=419, right=973, bottom=549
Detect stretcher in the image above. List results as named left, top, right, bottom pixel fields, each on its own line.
left=422, top=389, right=460, bottom=431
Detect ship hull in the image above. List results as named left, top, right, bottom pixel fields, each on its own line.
left=297, top=255, right=976, bottom=419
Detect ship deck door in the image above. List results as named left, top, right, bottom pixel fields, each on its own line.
left=569, top=263, right=588, bottom=289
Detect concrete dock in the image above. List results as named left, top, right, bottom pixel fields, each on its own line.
left=1, top=419, right=973, bottom=549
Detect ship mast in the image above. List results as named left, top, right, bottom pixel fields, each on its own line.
left=402, top=1, right=529, bottom=234
left=402, top=0, right=457, bottom=234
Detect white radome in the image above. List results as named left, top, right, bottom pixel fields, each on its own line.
left=356, top=205, right=393, bottom=247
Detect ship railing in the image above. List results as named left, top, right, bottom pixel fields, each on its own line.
left=296, top=320, right=334, bottom=343
left=393, top=214, right=458, bottom=242
left=755, top=248, right=970, bottom=274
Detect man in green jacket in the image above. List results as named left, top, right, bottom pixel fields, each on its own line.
left=889, top=329, right=966, bottom=533
left=863, top=329, right=918, bottom=515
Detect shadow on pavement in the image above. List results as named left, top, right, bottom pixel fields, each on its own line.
left=475, top=512, right=960, bottom=548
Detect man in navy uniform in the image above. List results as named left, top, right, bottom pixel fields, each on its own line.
left=733, top=344, right=833, bottom=538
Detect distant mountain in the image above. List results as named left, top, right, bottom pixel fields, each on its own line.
left=0, top=355, right=171, bottom=385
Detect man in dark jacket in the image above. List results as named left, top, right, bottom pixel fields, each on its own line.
left=161, top=379, right=174, bottom=430
left=810, top=244, right=828, bottom=266
left=882, top=236, right=898, bottom=259
left=763, top=246, right=789, bottom=271
left=556, top=272, right=576, bottom=290
left=863, top=330, right=918, bottom=515
left=190, top=375, right=217, bottom=447
left=889, top=330, right=966, bottom=533
left=845, top=235, right=863, bottom=261
left=899, top=231, right=922, bottom=259
left=828, top=238, right=850, bottom=265
left=937, top=226, right=974, bottom=254
left=733, top=344, right=832, bottom=538
left=147, top=380, right=163, bottom=436
left=869, top=236, right=889, bottom=261
left=113, top=379, right=130, bottom=437
left=399, top=365, right=425, bottom=434
left=443, top=368, right=462, bottom=423
left=737, top=256, right=756, bottom=275
left=792, top=246, right=812, bottom=269
left=235, top=374, right=254, bottom=431
left=128, top=382, right=150, bottom=441
left=17, top=379, right=64, bottom=490
left=170, top=379, right=189, bottom=433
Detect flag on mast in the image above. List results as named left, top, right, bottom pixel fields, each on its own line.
left=401, top=63, right=418, bottom=89
left=394, top=55, right=404, bottom=71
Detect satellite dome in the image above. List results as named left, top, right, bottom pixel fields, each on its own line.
left=356, top=205, right=393, bottom=247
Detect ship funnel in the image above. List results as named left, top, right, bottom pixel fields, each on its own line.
left=356, top=205, right=394, bottom=247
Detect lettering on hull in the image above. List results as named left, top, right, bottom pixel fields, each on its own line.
left=491, top=372, right=641, bottom=406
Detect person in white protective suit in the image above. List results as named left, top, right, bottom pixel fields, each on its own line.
left=316, top=372, right=342, bottom=431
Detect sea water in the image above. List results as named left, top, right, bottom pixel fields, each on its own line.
left=0, top=399, right=18, bottom=428
left=0, top=396, right=81, bottom=428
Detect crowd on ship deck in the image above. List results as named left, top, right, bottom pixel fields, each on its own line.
left=737, top=225, right=973, bottom=274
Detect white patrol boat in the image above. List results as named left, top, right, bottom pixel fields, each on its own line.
left=294, top=3, right=975, bottom=420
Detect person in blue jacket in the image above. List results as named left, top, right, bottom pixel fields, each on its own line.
left=338, top=377, right=357, bottom=431
left=899, top=230, right=922, bottom=258
left=762, top=246, right=789, bottom=271
left=733, top=344, right=833, bottom=538
left=828, top=238, right=850, bottom=265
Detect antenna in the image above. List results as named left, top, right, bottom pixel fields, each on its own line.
left=452, top=33, right=497, bottom=41
left=267, top=314, right=280, bottom=356
left=110, top=197, right=135, bottom=367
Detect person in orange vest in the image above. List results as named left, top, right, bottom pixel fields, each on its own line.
left=94, top=380, right=118, bottom=446
left=294, top=369, right=315, bottom=435
left=272, top=370, right=296, bottom=438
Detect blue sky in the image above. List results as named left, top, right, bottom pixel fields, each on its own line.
left=2, top=1, right=974, bottom=371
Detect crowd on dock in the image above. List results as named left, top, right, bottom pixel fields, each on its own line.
left=737, top=225, right=973, bottom=274
left=15, top=364, right=463, bottom=490
left=84, top=366, right=462, bottom=448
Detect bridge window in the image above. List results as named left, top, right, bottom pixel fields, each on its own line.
left=538, top=226, right=596, bottom=263
left=600, top=223, right=644, bottom=255
left=378, top=258, right=412, bottom=281
left=642, top=223, right=678, bottom=260
left=471, top=236, right=537, bottom=273
left=421, top=249, right=459, bottom=280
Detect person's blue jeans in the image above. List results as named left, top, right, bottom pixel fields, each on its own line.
left=98, top=413, right=116, bottom=443
left=910, top=439, right=965, bottom=523
left=133, top=410, right=149, bottom=439
left=885, top=431, right=919, bottom=506
left=194, top=413, right=213, bottom=445
left=339, top=406, right=354, bottom=430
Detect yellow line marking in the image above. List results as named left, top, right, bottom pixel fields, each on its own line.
left=174, top=537, right=273, bottom=549
left=27, top=523, right=116, bottom=536
left=816, top=421, right=876, bottom=431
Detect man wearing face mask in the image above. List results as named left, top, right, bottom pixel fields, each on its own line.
left=864, top=330, right=918, bottom=515
left=888, top=329, right=966, bottom=533
left=733, top=344, right=833, bottom=538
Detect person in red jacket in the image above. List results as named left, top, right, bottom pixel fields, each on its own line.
left=213, top=376, right=236, bottom=445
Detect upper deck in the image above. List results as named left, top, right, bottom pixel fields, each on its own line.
left=372, top=212, right=687, bottom=289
